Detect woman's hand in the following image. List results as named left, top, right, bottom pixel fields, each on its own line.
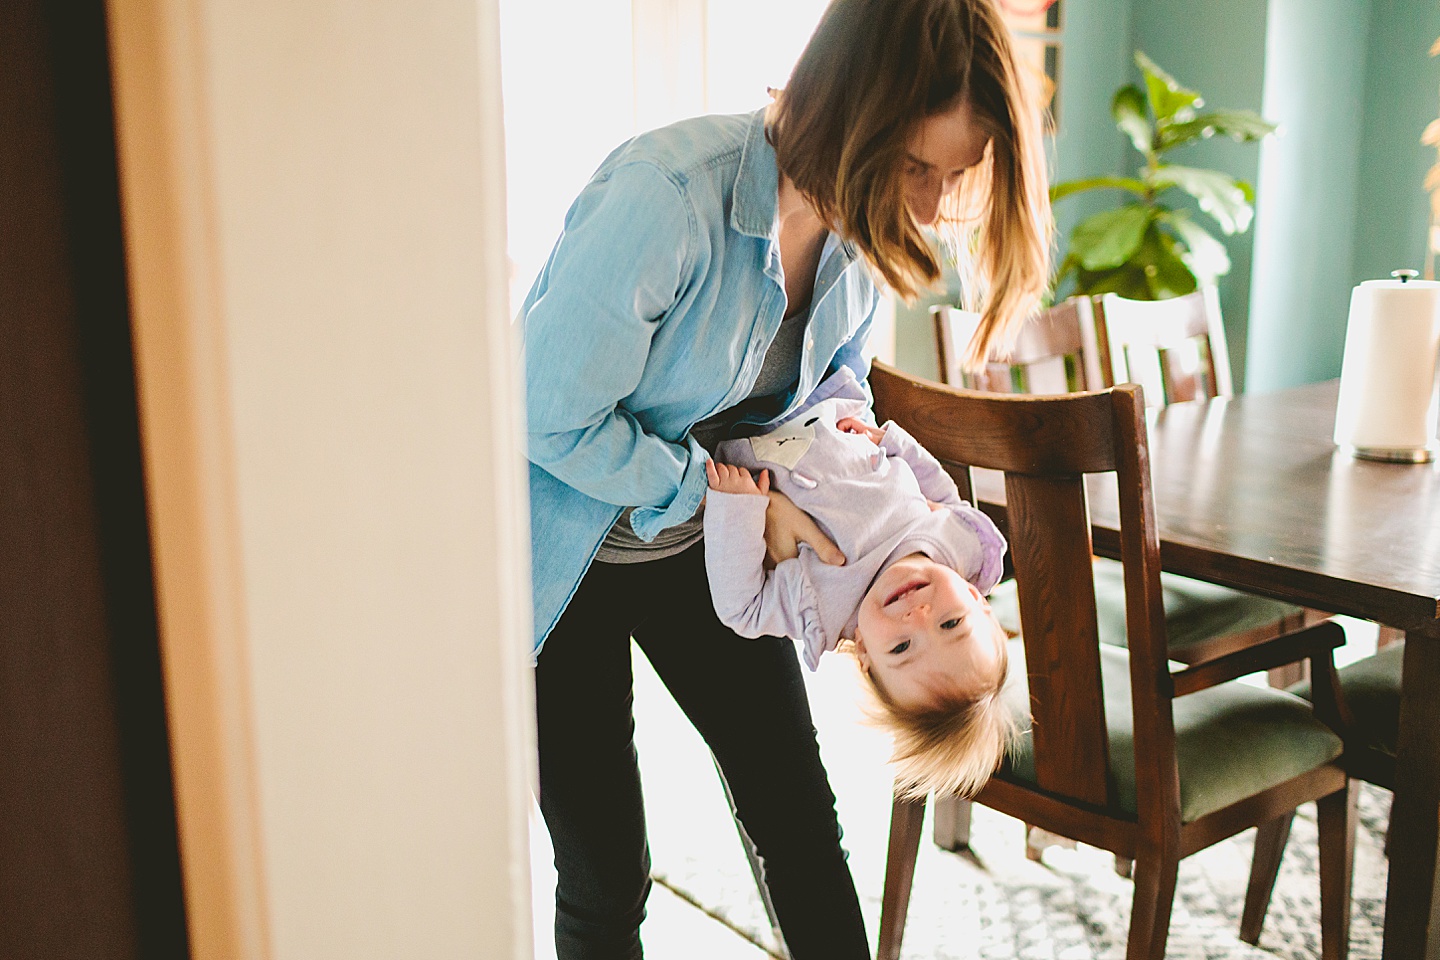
left=762, top=488, right=846, bottom=569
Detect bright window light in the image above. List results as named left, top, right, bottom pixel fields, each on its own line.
left=500, top=0, right=833, bottom=312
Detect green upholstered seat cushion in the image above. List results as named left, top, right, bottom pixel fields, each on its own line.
left=1290, top=641, right=1403, bottom=758
left=988, top=559, right=1305, bottom=658
left=997, top=640, right=1343, bottom=823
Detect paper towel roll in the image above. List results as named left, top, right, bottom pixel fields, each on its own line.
left=1333, top=276, right=1440, bottom=459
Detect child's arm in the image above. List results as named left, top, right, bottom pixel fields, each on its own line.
left=945, top=506, right=1008, bottom=595
left=703, top=462, right=814, bottom=640
left=873, top=421, right=965, bottom=506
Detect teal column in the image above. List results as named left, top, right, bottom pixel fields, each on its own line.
left=1247, top=0, right=1371, bottom=392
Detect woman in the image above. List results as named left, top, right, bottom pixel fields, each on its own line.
left=521, top=0, right=1051, bottom=955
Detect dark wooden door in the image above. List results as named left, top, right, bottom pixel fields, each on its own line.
left=2, top=0, right=190, bottom=957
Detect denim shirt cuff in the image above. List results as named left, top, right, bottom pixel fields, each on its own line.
left=629, top=435, right=709, bottom=541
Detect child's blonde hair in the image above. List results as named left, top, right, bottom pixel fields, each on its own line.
left=859, top=641, right=1016, bottom=800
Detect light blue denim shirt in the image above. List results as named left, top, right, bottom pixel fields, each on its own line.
left=521, top=108, right=881, bottom=655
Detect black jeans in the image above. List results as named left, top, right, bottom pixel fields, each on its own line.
left=534, top=542, right=870, bottom=960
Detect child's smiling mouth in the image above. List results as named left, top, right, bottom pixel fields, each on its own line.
left=883, top=578, right=928, bottom=608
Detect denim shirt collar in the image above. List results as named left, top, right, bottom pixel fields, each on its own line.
left=732, top=108, right=863, bottom=267
left=730, top=109, right=781, bottom=240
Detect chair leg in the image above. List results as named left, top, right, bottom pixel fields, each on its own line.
left=1268, top=659, right=1309, bottom=689
left=1025, top=824, right=1076, bottom=862
left=1025, top=823, right=1043, bottom=861
left=877, top=793, right=927, bottom=960
left=1126, top=852, right=1179, bottom=960
left=1240, top=813, right=1293, bottom=944
left=1317, top=782, right=1358, bottom=960
left=932, top=795, right=971, bottom=851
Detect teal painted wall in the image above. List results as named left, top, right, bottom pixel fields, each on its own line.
left=1248, top=0, right=1440, bottom=391
left=1351, top=0, right=1440, bottom=288
left=1129, top=0, right=1269, bottom=387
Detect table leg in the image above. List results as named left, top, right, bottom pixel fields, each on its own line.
left=1383, top=631, right=1440, bottom=960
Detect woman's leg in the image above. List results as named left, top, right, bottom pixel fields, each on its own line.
left=632, top=543, right=870, bottom=960
left=534, top=561, right=652, bottom=960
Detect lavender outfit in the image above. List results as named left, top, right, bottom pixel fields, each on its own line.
left=704, top=368, right=1006, bottom=670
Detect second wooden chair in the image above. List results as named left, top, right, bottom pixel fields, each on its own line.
left=869, top=362, right=1356, bottom=960
left=930, top=293, right=1320, bottom=861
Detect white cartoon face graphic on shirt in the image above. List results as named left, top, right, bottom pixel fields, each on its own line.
left=748, top=419, right=815, bottom=469
left=747, top=397, right=876, bottom=473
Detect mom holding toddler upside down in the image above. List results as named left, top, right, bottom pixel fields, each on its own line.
left=519, top=0, right=1051, bottom=956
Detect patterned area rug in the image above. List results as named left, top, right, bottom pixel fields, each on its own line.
left=633, top=649, right=1389, bottom=960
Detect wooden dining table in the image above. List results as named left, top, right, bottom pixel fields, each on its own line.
left=973, top=379, right=1440, bottom=958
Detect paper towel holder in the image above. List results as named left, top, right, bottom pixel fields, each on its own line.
left=1333, top=268, right=1440, bottom=463
left=1361, top=268, right=1433, bottom=463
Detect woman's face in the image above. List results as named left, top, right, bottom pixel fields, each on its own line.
left=902, top=99, right=990, bottom=227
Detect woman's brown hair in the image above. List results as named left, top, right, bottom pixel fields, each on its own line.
left=769, top=0, right=1053, bottom=370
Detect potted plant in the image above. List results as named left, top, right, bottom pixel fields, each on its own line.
left=1052, top=52, right=1277, bottom=300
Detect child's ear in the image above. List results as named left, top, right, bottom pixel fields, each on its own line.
left=851, top=632, right=873, bottom=673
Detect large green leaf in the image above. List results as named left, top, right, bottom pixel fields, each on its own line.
left=1050, top=176, right=1148, bottom=203
left=1069, top=205, right=1154, bottom=271
left=1134, top=227, right=1199, bottom=299
left=1160, top=109, right=1277, bottom=150
left=1136, top=52, right=1202, bottom=124
left=1163, top=212, right=1231, bottom=283
left=1072, top=262, right=1154, bottom=299
left=1152, top=164, right=1253, bottom=234
left=1112, top=84, right=1153, bottom=154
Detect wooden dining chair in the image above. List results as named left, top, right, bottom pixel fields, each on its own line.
left=1091, top=287, right=1333, bottom=684
left=932, top=298, right=1311, bottom=671
left=1091, top=286, right=1232, bottom=407
left=1239, top=641, right=1403, bottom=947
left=933, top=297, right=1105, bottom=395
left=931, top=299, right=1320, bottom=863
left=868, top=362, right=1356, bottom=960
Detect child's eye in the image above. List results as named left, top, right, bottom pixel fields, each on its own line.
left=888, top=640, right=911, bottom=655
left=941, top=617, right=963, bottom=630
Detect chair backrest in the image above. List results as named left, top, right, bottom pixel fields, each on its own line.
left=869, top=362, right=1177, bottom=816
left=932, top=298, right=1106, bottom=395
left=1093, top=286, right=1234, bottom=406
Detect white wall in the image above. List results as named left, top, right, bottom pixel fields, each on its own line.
left=107, top=0, right=535, bottom=957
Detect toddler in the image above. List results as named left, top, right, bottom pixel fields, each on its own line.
left=704, top=367, right=1015, bottom=798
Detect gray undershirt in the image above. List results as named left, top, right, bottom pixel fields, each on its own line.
left=595, top=305, right=811, bottom=563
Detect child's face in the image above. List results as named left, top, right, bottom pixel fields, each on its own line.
left=854, top=553, right=1005, bottom=711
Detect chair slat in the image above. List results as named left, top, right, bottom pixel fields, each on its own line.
left=869, top=362, right=1119, bottom=476
left=1007, top=472, right=1111, bottom=808
left=932, top=299, right=1106, bottom=396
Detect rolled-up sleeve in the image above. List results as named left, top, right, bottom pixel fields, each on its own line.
left=523, top=161, right=708, bottom=537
